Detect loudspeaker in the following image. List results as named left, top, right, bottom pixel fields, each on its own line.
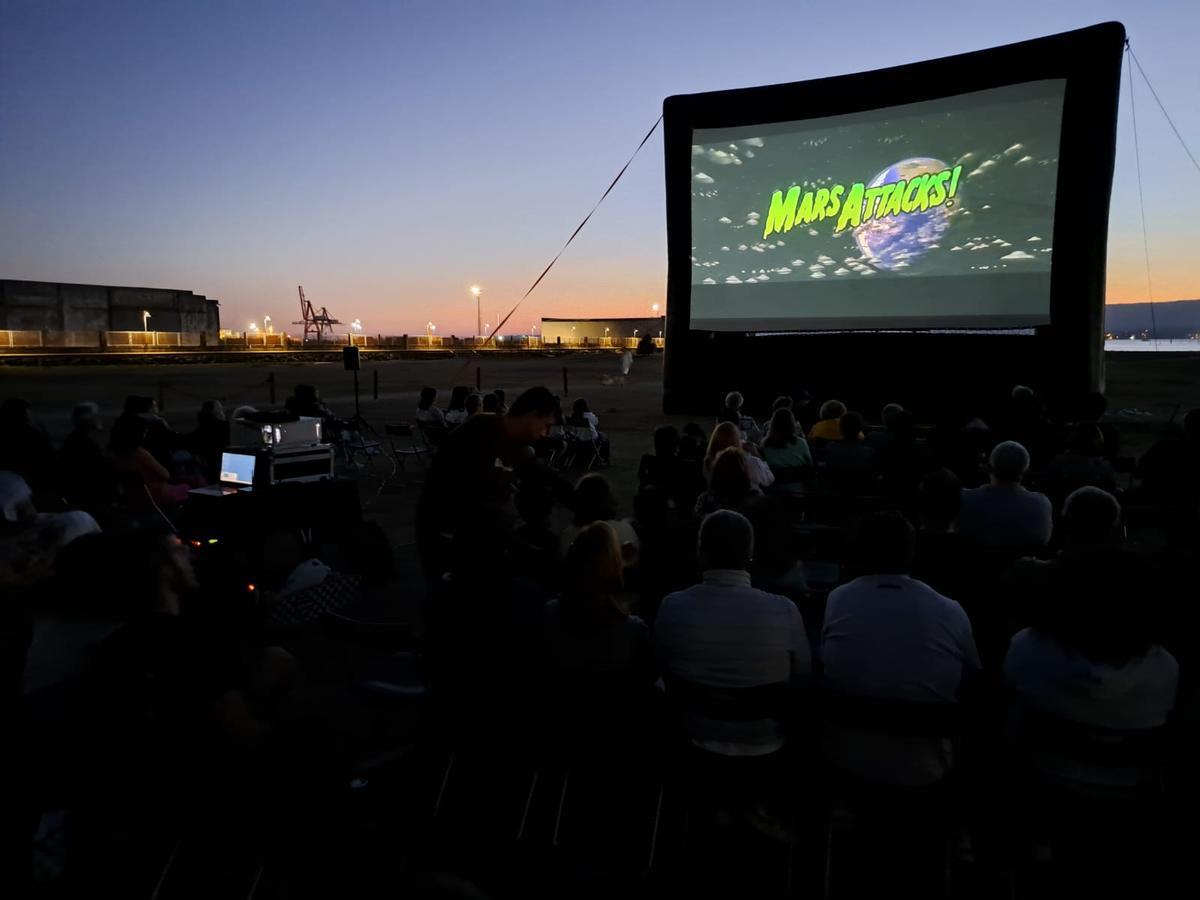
left=343, top=346, right=360, bottom=371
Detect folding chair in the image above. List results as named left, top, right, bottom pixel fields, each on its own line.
left=385, top=423, right=433, bottom=470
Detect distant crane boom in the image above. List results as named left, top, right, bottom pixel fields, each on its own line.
left=292, top=285, right=341, bottom=342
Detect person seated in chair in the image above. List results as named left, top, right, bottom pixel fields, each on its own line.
left=284, top=384, right=333, bottom=420
left=759, top=407, right=812, bottom=495
left=1003, top=557, right=1177, bottom=791
left=443, top=386, right=471, bottom=426
left=464, top=392, right=484, bottom=418
left=705, top=422, right=773, bottom=491
left=824, top=411, right=877, bottom=494
left=569, top=398, right=610, bottom=464
left=807, top=399, right=848, bottom=443
left=957, top=441, right=1052, bottom=552
left=416, top=386, right=447, bottom=428
left=60, top=402, right=117, bottom=517
left=542, top=522, right=653, bottom=696
left=416, top=387, right=560, bottom=579
left=820, top=512, right=979, bottom=786
left=717, top=391, right=763, bottom=444
left=654, top=510, right=810, bottom=756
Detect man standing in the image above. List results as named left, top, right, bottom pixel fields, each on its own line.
left=415, top=386, right=559, bottom=579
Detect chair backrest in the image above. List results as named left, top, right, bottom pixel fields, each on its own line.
left=1008, top=704, right=1166, bottom=771
left=819, top=690, right=961, bottom=739
left=664, top=676, right=793, bottom=724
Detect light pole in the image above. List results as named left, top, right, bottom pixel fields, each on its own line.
left=604, top=326, right=610, bottom=346
left=470, top=286, right=482, bottom=338
left=142, top=310, right=151, bottom=332
left=264, top=315, right=273, bottom=334
left=427, top=320, right=435, bottom=345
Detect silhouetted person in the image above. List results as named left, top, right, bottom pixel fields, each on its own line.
left=1042, top=422, right=1116, bottom=513
left=694, top=446, right=755, bottom=516
left=957, top=441, right=1052, bottom=551
left=0, top=399, right=54, bottom=493
left=543, top=522, right=653, bottom=695
left=284, top=385, right=333, bottom=423
left=444, top=385, right=471, bottom=425
left=570, top=398, right=610, bottom=463
left=1004, top=556, right=1177, bottom=789
left=824, top=411, right=877, bottom=494
left=655, top=509, right=809, bottom=755
left=190, top=400, right=230, bottom=482
left=759, top=407, right=812, bottom=495
left=821, top=511, right=979, bottom=785
left=464, top=392, right=483, bottom=417
left=416, top=387, right=559, bottom=579
left=1080, top=390, right=1121, bottom=461
left=706, top=421, right=773, bottom=490
left=808, top=399, right=847, bottom=443
left=717, top=391, right=762, bottom=443
left=1136, top=408, right=1200, bottom=536
left=416, top=386, right=446, bottom=427
left=60, top=402, right=116, bottom=516
left=911, top=468, right=970, bottom=602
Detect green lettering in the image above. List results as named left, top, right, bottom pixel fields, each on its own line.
left=880, top=181, right=905, bottom=218
left=901, top=176, right=925, bottom=213
left=948, top=165, right=962, bottom=199
left=812, top=188, right=830, bottom=221
left=836, top=182, right=865, bottom=232
left=763, top=186, right=801, bottom=238
left=796, top=190, right=815, bottom=225
left=912, top=173, right=933, bottom=211
left=862, top=185, right=885, bottom=221
left=826, top=184, right=844, bottom=219
left=926, top=170, right=950, bottom=208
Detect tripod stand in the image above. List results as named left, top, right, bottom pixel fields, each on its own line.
left=341, top=366, right=382, bottom=466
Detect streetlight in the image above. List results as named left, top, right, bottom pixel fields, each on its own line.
left=264, top=315, right=273, bottom=334
left=426, top=320, right=435, bottom=345
left=470, top=285, right=482, bottom=337
left=248, top=322, right=258, bottom=333
left=651, top=303, right=660, bottom=314
left=142, top=310, right=151, bottom=332
left=604, top=326, right=610, bottom=346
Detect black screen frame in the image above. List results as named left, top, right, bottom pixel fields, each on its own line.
left=661, top=23, right=1125, bottom=415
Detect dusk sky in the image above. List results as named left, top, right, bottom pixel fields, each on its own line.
left=3, top=0, right=1198, bottom=336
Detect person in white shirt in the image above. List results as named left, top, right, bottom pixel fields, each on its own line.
left=570, top=398, right=610, bottom=463
left=443, top=385, right=470, bottom=426
left=957, top=440, right=1052, bottom=551
left=821, top=511, right=980, bottom=785
left=415, top=387, right=446, bottom=428
left=1003, top=555, right=1177, bottom=790
left=705, top=421, right=774, bottom=491
left=655, top=510, right=810, bottom=755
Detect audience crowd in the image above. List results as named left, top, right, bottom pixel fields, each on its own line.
left=2, top=378, right=1197, bottom=895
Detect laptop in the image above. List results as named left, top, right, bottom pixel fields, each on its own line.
left=189, top=451, right=257, bottom=497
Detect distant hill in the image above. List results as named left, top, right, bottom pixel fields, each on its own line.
left=1105, top=299, right=1200, bottom=338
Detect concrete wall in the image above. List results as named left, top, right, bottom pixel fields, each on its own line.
left=540, top=316, right=664, bottom=344
left=0, top=280, right=221, bottom=339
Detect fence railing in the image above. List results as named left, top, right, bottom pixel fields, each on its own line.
left=0, top=329, right=666, bottom=352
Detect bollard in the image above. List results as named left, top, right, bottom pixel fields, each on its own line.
left=267, top=372, right=276, bottom=405
left=562, top=366, right=569, bottom=396
left=476, top=366, right=481, bottom=391
left=373, top=369, right=379, bottom=400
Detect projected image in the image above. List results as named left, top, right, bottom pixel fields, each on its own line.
left=689, top=79, right=1065, bottom=330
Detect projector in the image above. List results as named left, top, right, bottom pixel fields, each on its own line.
left=260, top=417, right=324, bottom=448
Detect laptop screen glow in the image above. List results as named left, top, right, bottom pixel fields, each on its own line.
left=219, top=452, right=256, bottom=486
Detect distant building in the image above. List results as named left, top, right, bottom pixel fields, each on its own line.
left=540, top=316, right=665, bottom=347
left=0, top=279, right=220, bottom=346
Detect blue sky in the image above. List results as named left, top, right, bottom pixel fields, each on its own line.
left=2, top=0, right=1198, bottom=335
